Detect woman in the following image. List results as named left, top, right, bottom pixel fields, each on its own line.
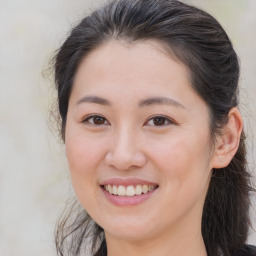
left=53, top=0, right=256, bottom=255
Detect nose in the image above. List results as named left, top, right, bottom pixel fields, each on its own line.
left=105, top=127, right=147, bottom=171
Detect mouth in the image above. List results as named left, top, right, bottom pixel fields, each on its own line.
left=102, top=184, right=158, bottom=196
left=100, top=182, right=159, bottom=206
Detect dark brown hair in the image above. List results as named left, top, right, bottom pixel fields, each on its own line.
left=53, top=0, right=255, bottom=255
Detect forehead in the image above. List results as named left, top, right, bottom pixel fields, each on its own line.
left=72, top=39, right=192, bottom=97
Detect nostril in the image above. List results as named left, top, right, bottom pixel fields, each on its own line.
left=105, top=150, right=147, bottom=170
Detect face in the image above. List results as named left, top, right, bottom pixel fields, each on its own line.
left=65, top=40, right=215, bottom=243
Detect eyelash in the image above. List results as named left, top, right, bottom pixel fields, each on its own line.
left=82, top=114, right=175, bottom=127
left=145, top=115, right=175, bottom=127
left=82, top=115, right=110, bottom=126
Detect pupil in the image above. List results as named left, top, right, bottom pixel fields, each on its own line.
left=153, top=117, right=165, bottom=126
left=94, top=116, right=104, bottom=124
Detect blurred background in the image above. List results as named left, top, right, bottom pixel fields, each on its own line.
left=0, top=0, right=255, bottom=255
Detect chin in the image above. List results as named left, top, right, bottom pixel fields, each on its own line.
left=105, top=227, right=153, bottom=242
left=99, top=216, right=157, bottom=242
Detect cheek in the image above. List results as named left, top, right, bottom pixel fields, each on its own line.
left=152, top=137, right=212, bottom=217
left=66, top=133, right=104, bottom=170
left=149, top=133, right=212, bottom=189
left=65, top=134, right=105, bottom=196
left=150, top=136, right=196, bottom=169
left=64, top=135, right=104, bottom=214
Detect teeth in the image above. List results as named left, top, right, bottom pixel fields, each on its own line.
left=117, top=185, right=126, bottom=196
left=112, top=185, right=118, bottom=195
left=142, top=185, right=148, bottom=194
left=104, top=184, right=156, bottom=196
left=149, top=185, right=154, bottom=191
left=108, top=184, right=113, bottom=194
left=135, top=185, right=143, bottom=195
left=126, top=185, right=135, bottom=196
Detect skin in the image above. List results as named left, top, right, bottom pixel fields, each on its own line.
left=65, top=40, right=243, bottom=256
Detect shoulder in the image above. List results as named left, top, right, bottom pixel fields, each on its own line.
left=234, top=245, right=256, bottom=256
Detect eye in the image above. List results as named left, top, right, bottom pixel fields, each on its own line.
left=82, top=115, right=109, bottom=126
left=145, top=116, right=174, bottom=126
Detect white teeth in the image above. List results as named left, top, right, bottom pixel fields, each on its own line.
left=142, top=185, right=148, bottom=194
left=135, top=185, right=143, bottom=195
left=117, top=185, right=126, bottom=196
left=108, top=184, right=113, bottom=194
left=126, top=185, right=135, bottom=196
left=104, top=184, right=156, bottom=196
left=112, top=185, right=118, bottom=195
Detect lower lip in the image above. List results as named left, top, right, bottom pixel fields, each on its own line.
left=101, top=187, right=158, bottom=206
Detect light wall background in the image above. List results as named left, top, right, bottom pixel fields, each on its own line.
left=0, top=0, right=255, bottom=255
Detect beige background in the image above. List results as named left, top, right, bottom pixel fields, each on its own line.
left=0, top=0, right=255, bottom=255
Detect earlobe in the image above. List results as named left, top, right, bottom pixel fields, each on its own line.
left=212, top=108, right=243, bottom=169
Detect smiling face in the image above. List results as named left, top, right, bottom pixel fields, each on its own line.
left=65, top=40, right=215, bottom=244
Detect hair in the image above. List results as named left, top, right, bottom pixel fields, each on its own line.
left=53, top=0, right=255, bottom=256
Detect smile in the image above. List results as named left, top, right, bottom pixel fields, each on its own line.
left=104, top=184, right=157, bottom=196
left=101, top=183, right=159, bottom=206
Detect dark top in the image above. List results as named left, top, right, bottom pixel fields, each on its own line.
left=95, top=244, right=256, bottom=256
left=235, top=245, right=256, bottom=256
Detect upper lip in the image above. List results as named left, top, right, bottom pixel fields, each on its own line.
left=100, top=178, right=158, bottom=186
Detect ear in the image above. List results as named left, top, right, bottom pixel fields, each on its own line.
left=212, top=107, right=243, bottom=169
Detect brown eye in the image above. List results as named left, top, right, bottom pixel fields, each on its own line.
left=93, top=116, right=105, bottom=125
left=146, top=115, right=174, bottom=126
left=83, top=115, right=109, bottom=126
left=153, top=117, right=166, bottom=126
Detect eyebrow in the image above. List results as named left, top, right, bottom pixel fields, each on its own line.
left=139, top=97, right=186, bottom=109
left=76, top=95, right=185, bottom=109
left=77, top=96, right=112, bottom=106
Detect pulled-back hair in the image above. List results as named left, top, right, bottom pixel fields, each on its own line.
left=53, top=0, right=255, bottom=255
